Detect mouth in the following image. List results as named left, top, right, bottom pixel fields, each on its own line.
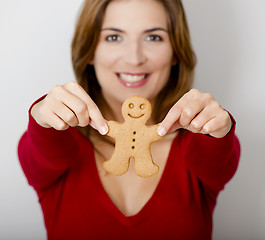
left=128, top=113, right=144, bottom=119
left=117, top=73, right=150, bottom=88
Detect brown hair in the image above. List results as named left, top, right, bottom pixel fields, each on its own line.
left=72, top=0, right=196, bottom=136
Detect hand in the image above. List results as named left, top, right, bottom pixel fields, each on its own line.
left=157, top=89, right=232, bottom=138
left=30, top=81, right=109, bottom=135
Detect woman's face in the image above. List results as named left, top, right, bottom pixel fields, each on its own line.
left=92, top=0, right=175, bottom=105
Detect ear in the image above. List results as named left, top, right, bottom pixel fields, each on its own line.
left=89, top=59, right=94, bottom=65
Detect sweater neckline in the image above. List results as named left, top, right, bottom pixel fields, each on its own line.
left=89, top=133, right=179, bottom=226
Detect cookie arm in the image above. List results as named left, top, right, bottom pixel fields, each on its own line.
left=148, top=124, right=163, bottom=142
left=106, top=121, right=120, bottom=139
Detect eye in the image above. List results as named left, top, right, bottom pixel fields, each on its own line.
left=146, top=35, right=163, bottom=42
left=140, top=104, right=145, bottom=109
left=105, top=35, right=122, bottom=42
left=129, top=103, right=134, bottom=109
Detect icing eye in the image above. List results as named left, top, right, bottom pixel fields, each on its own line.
left=140, top=104, right=145, bottom=109
left=129, top=103, right=134, bottom=109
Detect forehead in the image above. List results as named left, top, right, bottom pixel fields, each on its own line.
left=102, top=0, right=168, bottom=30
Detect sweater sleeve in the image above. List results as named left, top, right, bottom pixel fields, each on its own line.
left=18, top=100, right=80, bottom=193
left=183, top=116, right=240, bottom=194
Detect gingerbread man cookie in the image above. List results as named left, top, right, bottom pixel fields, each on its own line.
left=103, top=96, right=163, bottom=178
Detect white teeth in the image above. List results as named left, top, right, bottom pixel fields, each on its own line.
left=119, top=73, right=146, bottom=82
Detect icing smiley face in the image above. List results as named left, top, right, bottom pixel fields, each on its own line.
left=122, top=96, right=151, bottom=123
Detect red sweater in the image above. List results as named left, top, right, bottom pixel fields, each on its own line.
left=18, top=111, right=240, bottom=240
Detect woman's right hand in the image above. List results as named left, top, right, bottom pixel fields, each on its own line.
left=30, top=81, right=109, bottom=135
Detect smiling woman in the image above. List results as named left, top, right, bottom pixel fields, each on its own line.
left=90, top=0, right=176, bottom=111
left=17, top=0, right=240, bottom=239
left=72, top=0, right=195, bottom=127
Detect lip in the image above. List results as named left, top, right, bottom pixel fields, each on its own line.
left=117, top=72, right=150, bottom=88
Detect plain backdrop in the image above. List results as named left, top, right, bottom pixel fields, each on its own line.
left=1, top=0, right=265, bottom=239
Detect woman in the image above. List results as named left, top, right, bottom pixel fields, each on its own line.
left=18, top=0, right=240, bottom=239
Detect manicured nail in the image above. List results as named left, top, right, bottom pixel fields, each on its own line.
left=100, top=124, right=109, bottom=135
left=157, top=126, right=166, bottom=137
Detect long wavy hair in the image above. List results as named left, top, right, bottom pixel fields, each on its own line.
left=72, top=0, right=196, bottom=137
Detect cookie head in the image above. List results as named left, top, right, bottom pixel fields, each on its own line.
left=122, top=96, right=151, bottom=122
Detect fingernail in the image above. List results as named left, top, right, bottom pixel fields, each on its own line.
left=100, top=124, right=109, bottom=135
left=157, top=126, right=166, bottom=137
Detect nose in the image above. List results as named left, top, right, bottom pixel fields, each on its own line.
left=123, top=40, right=147, bottom=66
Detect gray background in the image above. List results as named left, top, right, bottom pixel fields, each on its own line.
left=1, top=0, right=265, bottom=239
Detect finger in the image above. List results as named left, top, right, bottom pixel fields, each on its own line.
left=64, top=82, right=108, bottom=135
left=200, top=117, right=219, bottom=136
left=41, top=98, right=76, bottom=129
left=45, top=112, right=69, bottom=131
left=61, top=95, right=89, bottom=127
left=201, top=111, right=232, bottom=138
left=88, top=106, right=109, bottom=135
left=51, top=84, right=90, bottom=127
left=157, top=90, right=194, bottom=136
left=158, top=89, right=205, bottom=136
left=34, top=96, right=69, bottom=130
left=177, top=89, right=211, bottom=127
left=189, top=106, right=215, bottom=133
left=178, top=89, right=220, bottom=133
left=166, top=121, right=183, bottom=134
left=179, top=101, right=205, bottom=127
left=44, top=87, right=85, bottom=129
left=157, top=103, right=182, bottom=136
left=53, top=101, right=79, bottom=127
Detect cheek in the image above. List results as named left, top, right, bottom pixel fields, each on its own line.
left=152, top=55, right=173, bottom=83
left=148, top=57, right=173, bottom=95
left=147, top=45, right=174, bottom=73
left=155, top=48, right=174, bottom=67
left=93, top=48, right=119, bottom=87
left=93, top=44, right=120, bottom=70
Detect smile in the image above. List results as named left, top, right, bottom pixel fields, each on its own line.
left=117, top=73, right=150, bottom=88
left=128, top=113, right=144, bottom=119
left=118, top=73, right=148, bottom=82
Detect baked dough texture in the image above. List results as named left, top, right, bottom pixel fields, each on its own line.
left=103, top=96, right=163, bottom=178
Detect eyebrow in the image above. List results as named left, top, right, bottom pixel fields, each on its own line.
left=101, top=27, right=168, bottom=33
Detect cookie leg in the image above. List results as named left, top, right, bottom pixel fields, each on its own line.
left=103, top=151, right=130, bottom=176
left=134, top=152, right=159, bottom=178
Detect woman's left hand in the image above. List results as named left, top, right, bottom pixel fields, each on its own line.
left=157, top=89, right=233, bottom=138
